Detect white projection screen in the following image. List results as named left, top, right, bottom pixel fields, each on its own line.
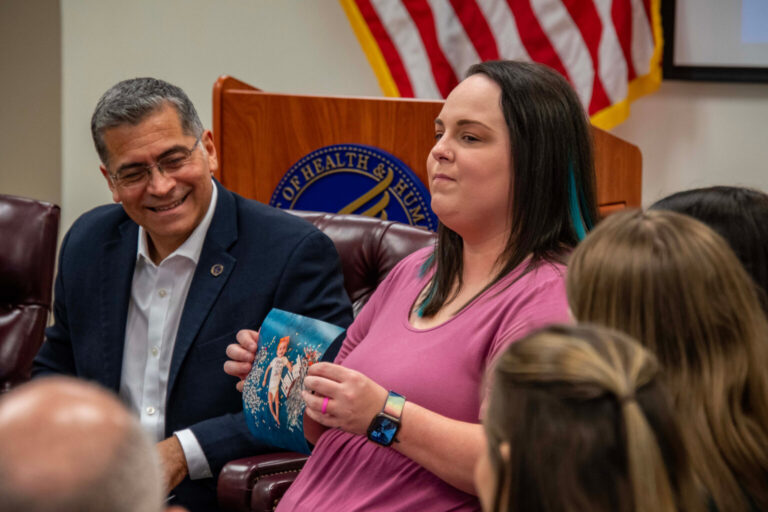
left=663, top=0, right=768, bottom=82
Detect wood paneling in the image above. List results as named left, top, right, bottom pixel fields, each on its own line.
left=593, top=129, right=642, bottom=208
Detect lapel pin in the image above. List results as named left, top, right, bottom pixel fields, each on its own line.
left=211, top=263, right=224, bottom=277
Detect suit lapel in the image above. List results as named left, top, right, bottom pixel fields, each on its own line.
left=99, top=218, right=138, bottom=391
left=168, top=182, right=238, bottom=394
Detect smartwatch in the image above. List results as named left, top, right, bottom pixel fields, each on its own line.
left=367, top=391, right=406, bottom=446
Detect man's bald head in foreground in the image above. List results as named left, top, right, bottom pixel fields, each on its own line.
left=0, top=377, right=166, bottom=512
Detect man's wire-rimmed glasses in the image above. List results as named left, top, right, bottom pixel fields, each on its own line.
left=108, top=135, right=202, bottom=189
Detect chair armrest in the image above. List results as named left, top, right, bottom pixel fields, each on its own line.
left=217, top=452, right=308, bottom=512
left=250, top=472, right=301, bottom=512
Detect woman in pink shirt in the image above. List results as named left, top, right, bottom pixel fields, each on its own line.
left=225, top=60, right=599, bottom=511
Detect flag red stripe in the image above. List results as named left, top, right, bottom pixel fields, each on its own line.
left=505, top=0, right=571, bottom=83
left=562, top=0, right=610, bottom=115
left=611, top=0, right=637, bottom=80
left=355, top=0, right=415, bottom=97
left=350, top=0, right=659, bottom=125
left=401, top=0, right=459, bottom=97
left=448, top=0, right=500, bottom=62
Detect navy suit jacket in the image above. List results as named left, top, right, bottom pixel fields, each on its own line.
left=33, top=181, right=353, bottom=510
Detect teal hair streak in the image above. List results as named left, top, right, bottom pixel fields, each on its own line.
left=416, top=252, right=437, bottom=317
left=416, top=284, right=436, bottom=318
left=568, top=162, right=591, bottom=241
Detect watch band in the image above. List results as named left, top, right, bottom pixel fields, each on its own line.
left=382, top=391, right=406, bottom=419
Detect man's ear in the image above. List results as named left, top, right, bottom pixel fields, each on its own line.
left=100, top=165, right=121, bottom=203
left=201, top=130, right=218, bottom=176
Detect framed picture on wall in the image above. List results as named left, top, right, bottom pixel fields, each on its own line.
left=662, top=0, right=768, bottom=82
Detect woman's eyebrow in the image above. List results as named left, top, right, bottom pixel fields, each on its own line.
left=457, top=119, right=492, bottom=130
left=433, top=118, right=492, bottom=130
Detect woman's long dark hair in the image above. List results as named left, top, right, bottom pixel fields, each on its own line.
left=419, top=60, right=598, bottom=317
left=650, top=185, right=768, bottom=315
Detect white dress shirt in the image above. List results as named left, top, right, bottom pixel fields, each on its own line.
left=119, top=182, right=218, bottom=480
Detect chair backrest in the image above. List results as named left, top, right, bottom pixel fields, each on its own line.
left=287, top=211, right=436, bottom=316
left=0, top=194, right=60, bottom=392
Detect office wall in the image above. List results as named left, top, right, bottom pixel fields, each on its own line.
left=0, top=0, right=61, bottom=205
left=7, top=0, right=765, bottom=234
left=612, top=79, right=768, bottom=206
left=60, top=0, right=380, bottom=232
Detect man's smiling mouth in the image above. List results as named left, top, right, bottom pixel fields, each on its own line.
left=148, top=193, right=188, bottom=212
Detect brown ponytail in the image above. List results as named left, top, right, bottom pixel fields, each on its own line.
left=483, top=324, right=702, bottom=512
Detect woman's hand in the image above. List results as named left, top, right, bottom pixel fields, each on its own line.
left=223, top=329, right=259, bottom=392
left=301, top=363, right=388, bottom=436
left=302, top=362, right=484, bottom=494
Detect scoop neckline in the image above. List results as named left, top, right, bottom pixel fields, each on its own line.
left=402, top=265, right=522, bottom=333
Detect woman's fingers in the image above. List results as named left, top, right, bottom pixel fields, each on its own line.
left=236, top=329, right=259, bottom=352
left=306, top=361, right=348, bottom=381
left=226, top=343, right=255, bottom=363
left=303, top=392, right=344, bottom=430
left=300, top=364, right=388, bottom=436
left=223, top=360, right=253, bottom=379
left=302, top=389, right=327, bottom=411
left=224, top=330, right=259, bottom=391
left=303, top=375, right=341, bottom=398
left=304, top=401, right=336, bottom=427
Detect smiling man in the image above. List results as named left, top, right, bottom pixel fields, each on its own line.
left=33, top=78, right=352, bottom=511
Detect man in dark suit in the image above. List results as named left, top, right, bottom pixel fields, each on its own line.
left=33, top=78, right=353, bottom=511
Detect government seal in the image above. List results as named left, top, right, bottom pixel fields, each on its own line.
left=269, top=144, right=437, bottom=231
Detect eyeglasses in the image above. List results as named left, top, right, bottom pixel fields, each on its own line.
left=109, top=135, right=202, bottom=189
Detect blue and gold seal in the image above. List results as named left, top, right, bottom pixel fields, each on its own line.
left=269, top=144, right=438, bottom=231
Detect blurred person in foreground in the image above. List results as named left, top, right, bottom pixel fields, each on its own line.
left=651, top=185, right=768, bottom=314
left=476, top=323, right=703, bottom=512
left=0, top=377, right=186, bottom=512
left=568, top=209, right=768, bottom=511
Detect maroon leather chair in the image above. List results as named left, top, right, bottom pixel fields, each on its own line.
left=217, top=211, right=436, bottom=512
left=0, top=194, right=60, bottom=393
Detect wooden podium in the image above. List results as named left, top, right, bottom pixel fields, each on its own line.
left=212, top=75, right=641, bottom=218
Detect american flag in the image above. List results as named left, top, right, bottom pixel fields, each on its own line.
left=340, top=0, right=662, bottom=129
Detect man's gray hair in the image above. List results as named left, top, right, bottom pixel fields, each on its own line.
left=0, top=412, right=165, bottom=512
left=91, top=77, right=204, bottom=166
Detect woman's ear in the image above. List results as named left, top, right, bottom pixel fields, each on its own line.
left=499, top=441, right=511, bottom=462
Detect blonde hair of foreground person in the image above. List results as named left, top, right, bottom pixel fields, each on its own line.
left=0, top=377, right=177, bottom=512
left=480, top=323, right=702, bottom=512
left=567, top=209, right=768, bottom=511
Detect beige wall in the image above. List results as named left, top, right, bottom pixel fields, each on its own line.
left=4, top=1, right=768, bottom=234
left=0, top=0, right=61, bottom=206
left=611, top=80, right=768, bottom=206
left=60, top=0, right=380, bottom=232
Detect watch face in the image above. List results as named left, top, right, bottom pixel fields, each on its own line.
left=368, top=416, right=399, bottom=446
